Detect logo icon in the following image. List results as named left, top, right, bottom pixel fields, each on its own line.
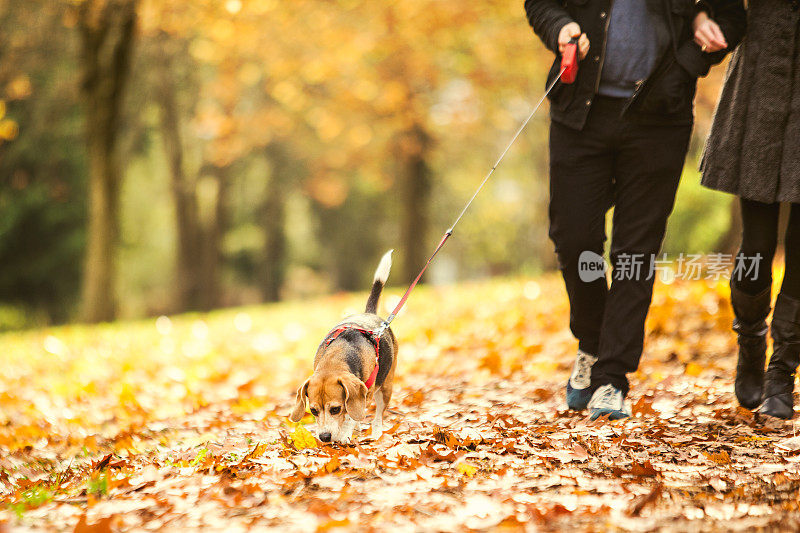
left=578, top=251, right=608, bottom=282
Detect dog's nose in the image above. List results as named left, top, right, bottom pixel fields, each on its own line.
left=319, top=431, right=332, bottom=442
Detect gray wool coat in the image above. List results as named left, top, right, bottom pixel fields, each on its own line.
left=701, top=1, right=800, bottom=203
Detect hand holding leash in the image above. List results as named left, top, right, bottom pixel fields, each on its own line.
left=558, top=23, right=590, bottom=60
left=560, top=37, right=580, bottom=84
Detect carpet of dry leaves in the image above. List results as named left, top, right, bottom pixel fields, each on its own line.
left=2, top=275, right=800, bottom=531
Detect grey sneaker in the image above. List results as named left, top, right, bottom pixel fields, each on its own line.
left=587, top=384, right=631, bottom=421
left=566, top=350, right=598, bottom=410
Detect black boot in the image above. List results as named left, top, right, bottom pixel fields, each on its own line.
left=731, top=284, right=771, bottom=409
left=761, top=294, right=800, bottom=419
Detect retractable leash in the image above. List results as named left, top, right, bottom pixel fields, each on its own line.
left=367, top=38, right=581, bottom=366
left=560, top=37, right=580, bottom=84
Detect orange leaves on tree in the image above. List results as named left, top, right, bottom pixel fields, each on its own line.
left=0, top=100, right=18, bottom=142
left=305, top=174, right=349, bottom=208
left=6, top=75, right=32, bottom=100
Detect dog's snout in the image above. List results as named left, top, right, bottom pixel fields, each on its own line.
left=319, top=431, right=332, bottom=443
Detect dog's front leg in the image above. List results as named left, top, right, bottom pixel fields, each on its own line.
left=371, top=390, right=384, bottom=439
left=340, top=416, right=357, bottom=442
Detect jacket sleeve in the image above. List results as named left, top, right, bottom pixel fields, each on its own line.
left=675, top=0, right=747, bottom=77
left=524, top=0, right=574, bottom=53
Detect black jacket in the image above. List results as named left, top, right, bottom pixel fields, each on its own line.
left=524, top=0, right=746, bottom=130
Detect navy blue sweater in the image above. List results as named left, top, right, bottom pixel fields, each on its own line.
left=598, top=0, right=667, bottom=97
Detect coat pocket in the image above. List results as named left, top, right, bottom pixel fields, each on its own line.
left=634, top=56, right=697, bottom=115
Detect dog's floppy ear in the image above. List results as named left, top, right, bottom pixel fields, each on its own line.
left=289, top=379, right=310, bottom=422
left=338, top=374, right=368, bottom=421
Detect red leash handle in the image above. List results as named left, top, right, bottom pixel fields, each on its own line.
left=560, top=37, right=579, bottom=84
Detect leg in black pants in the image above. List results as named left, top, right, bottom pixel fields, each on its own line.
left=549, top=96, right=691, bottom=397
left=590, top=116, right=691, bottom=395
left=739, top=199, right=800, bottom=418
left=734, top=199, right=800, bottom=298
left=549, top=111, right=614, bottom=358
left=781, top=204, right=800, bottom=299
left=730, top=199, right=778, bottom=408
left=734, top=199, right=779, bottom=294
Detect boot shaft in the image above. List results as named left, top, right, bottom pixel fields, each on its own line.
left=768, top=293, right=800, bottom=377
left=730, top=283, right=771, bottom=337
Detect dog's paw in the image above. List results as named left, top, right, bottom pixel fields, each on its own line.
left=370, top=426, right=383, bottom=440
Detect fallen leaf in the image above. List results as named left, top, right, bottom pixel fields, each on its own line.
left=319, top=456, right=340, bottom=474
left=709, top=477, right=727, bottom=492
left=317, top=518, right=351, bottom=532
left=73, top=514, right=114, bottom=533
left=613, top=461, right=659, bottom=478
left=420, top=443, right=462, bottom=463
left=456, top=461, right=478, bottom=477
left=627, top=483, right=662, bottom=516
left=703, top=450, right=731, bottom=465
left=571, top=443, right=589, bottom=461
left=289, top=425, right=318, bottom=450
left=632, top=395, right=657, bottom=416
left=685, top=363, right=703, bottom=377
left=776, top=436, right=800, bottom=453
left=92, top=454, right=113, bottom=471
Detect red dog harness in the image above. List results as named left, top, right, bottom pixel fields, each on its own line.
left=322, top=325, right=381, bottom=389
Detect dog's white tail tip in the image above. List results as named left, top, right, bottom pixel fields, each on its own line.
left=374, top=249, right=393, bottom=283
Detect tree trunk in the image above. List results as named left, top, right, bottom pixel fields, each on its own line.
left=155, top=34, right=203, bottom=311
left=260, top=144, right=289, bottom=302
left=315, top=197, right=381, bottom=292
left=78, top=0, right=137, bottom=323
left=197, top=165, right=229, bottom=310
left=398, top=123, right=432, bottom=284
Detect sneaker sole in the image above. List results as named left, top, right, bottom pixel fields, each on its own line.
left=589, top=408, right=629, bottom=421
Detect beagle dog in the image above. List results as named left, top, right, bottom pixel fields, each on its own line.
left=290, top=250, right=398, bottom=443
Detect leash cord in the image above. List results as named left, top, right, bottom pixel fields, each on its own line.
left=373, top=67, right=567, bottom=340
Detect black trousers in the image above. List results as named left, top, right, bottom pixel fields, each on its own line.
left=735, top=199, right=800, bottom=299
left=549, top=96, right=692, bottom=395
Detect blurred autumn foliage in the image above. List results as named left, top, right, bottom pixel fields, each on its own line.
left=5, top=3, right=798, bottom=528
left=0, top=0, right=736, bottom=327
